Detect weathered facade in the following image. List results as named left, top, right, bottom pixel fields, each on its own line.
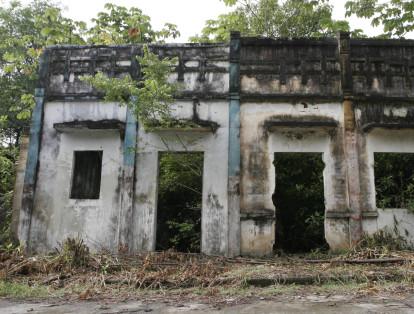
left=13, top=32, right=414, bottom=256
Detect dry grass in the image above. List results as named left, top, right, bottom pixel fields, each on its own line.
left=1, top=234, right=414, bottom=300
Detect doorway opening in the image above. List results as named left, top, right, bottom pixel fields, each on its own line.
left=273, top=152, right=327, bottom=253
left=156, top=152, right=203, bottom=252
left=374, top=153, right=414, bottom=209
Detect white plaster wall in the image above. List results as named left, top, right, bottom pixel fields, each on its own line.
left=365, top=128, right=414, bottom=245
left=240, top=102, right=344, bottom=255
left=133, top=100, right=230, bottom=255
left=269, top=129, right=333, bottom=211
left=241, top=102, right=343, bottom=207
left=29, top=101, right=126, bottom=252
left=168, top=72, right=229, bottom=94
left=240, top=219, right=275, bottom=256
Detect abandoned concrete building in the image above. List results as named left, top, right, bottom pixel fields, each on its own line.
left=11, top=32, right=414, bottom=257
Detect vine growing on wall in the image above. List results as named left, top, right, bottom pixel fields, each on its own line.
left=82, top=47, right=205, bottom=253
left=81, top=45, right=179, bottom=128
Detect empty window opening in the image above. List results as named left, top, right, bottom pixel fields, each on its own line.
left=156, top=152, right=203, bottom=252
left=374, top=153, right=414, bottom=209
left=70, top=150, right=103, bottom=199
left=273, top=152, right=327, bottom=253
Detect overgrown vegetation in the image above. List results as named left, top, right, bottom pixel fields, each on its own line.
left=190, top=0, right=364, bottom=42
left=57, top=237, right=90, bottom=269
left=374, top=153, right=414, bottom=210
left=81, top=45, right=179, bottom=129
left=156, top=153, right=203, bottom=252
left=0, top=0, right=180, bottom=248
left=345, top=0, right=414, bottom=38
left=0, top=237, right=414, bottom=300
left=344, top=228, right=411, bottom=260
left=357, top=229, right=409, bottom=251
left=0, top=280, right=49, bottom=298
left=2, top=0, right=414, bottom=255
left=273, top=153, right=327, bottom=253
left=0, top=145, right=17, bottom=247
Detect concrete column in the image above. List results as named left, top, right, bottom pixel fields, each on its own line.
left=117, top=105, right=137, bottom=251
left=132, top=150, right=159, bottom=252
left=338, top=32, right=363, bottom=244
left=228, top=31, right=241, bottom=256
left=18, top=49, right=50, bottom=250
left=18, top=88, right=45, bottom=249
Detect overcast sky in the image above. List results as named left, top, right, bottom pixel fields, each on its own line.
left=8, top=0, right=403, bottom=41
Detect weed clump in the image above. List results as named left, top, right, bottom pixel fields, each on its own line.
left=357, top=229, right=408, bottom=251
left=346, top=228, right=410, bottom=259
left=56, top=237, right=90, bottom=269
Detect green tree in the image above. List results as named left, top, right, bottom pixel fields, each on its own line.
left=87, top=3, right=179, bottom=44
left=191, top=0, right=363, bottom=42
left=0, top=1, right=180, bottom=140
left=0, top=1, right=180, bottom=248
left=0, top=0, right=86, bottom=143
left=0, top=0, right=87, bottom=247
left=345, top=0, right=414, bottom=38
left=0, top=144, right=17, bottom=246
left=81, top=45, right=178, bottom=128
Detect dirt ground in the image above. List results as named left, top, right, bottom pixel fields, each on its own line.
left=1, top=248, right=414, bottom=313
left=1, top=292, right=414, bottom=313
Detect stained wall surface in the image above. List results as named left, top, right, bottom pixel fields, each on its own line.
left=13, top=34, right=414, bottom=256
left=26, top=101, right=126, bottom=251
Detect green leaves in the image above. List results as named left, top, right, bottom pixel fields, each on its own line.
left=81, top=45, right=178, bottom=128
left=190, top=11, right=249, bottom=42
left=346, top=0, right=414, bottom=38
left=192, top=0, right=358, bottom=42
left=87, top=3, right=179, bottom=44
left=81, top=73, right=136, bottom=104
left=222, top=0, right=239, bottom=6
left=0, top=1, right=181, bottom=140
left=157, top=152, right=203, bottom=252
left=0, top=1, right=182, bottom=247
left=374, top=153, right=414, bottom=210
left=0, top=0, right=87, bottom=137
left=0, top=145, right=17, bottom=246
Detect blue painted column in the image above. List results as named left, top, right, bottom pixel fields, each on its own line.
left=19, top=50, right=50, bottom=250
left=227, top=31, right=241, bottom=256
left=118, top=102, right=138, bottom=251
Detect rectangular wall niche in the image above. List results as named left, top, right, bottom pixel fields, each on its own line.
left=156, top=152, right=204, bottom=253
left=70, top=150, right=103, bottom=199
left=374, top=153, right=414, bottom=209
left=273, top=152, right=327, bottom=253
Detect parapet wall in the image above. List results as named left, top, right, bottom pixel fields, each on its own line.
left=46, top=43, right=229, bottom=100
left=42, top=35, right=414, bottom=102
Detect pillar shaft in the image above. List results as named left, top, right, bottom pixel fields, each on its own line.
left=338, top=32, right=363, bottom=244
left=19, top=88, right=45, bottom=249
left=227, top=31, right=241, bottom=256
left=118, top=105, right=138, bottom=250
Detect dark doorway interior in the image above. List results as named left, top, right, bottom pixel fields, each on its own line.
left=156, top=152, right=203, bottom=252
left=273, top=152, right=327, bottom=253
left=374, top=153, right=414, bottom=209
left=70, top=150, right=102, bottom=199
